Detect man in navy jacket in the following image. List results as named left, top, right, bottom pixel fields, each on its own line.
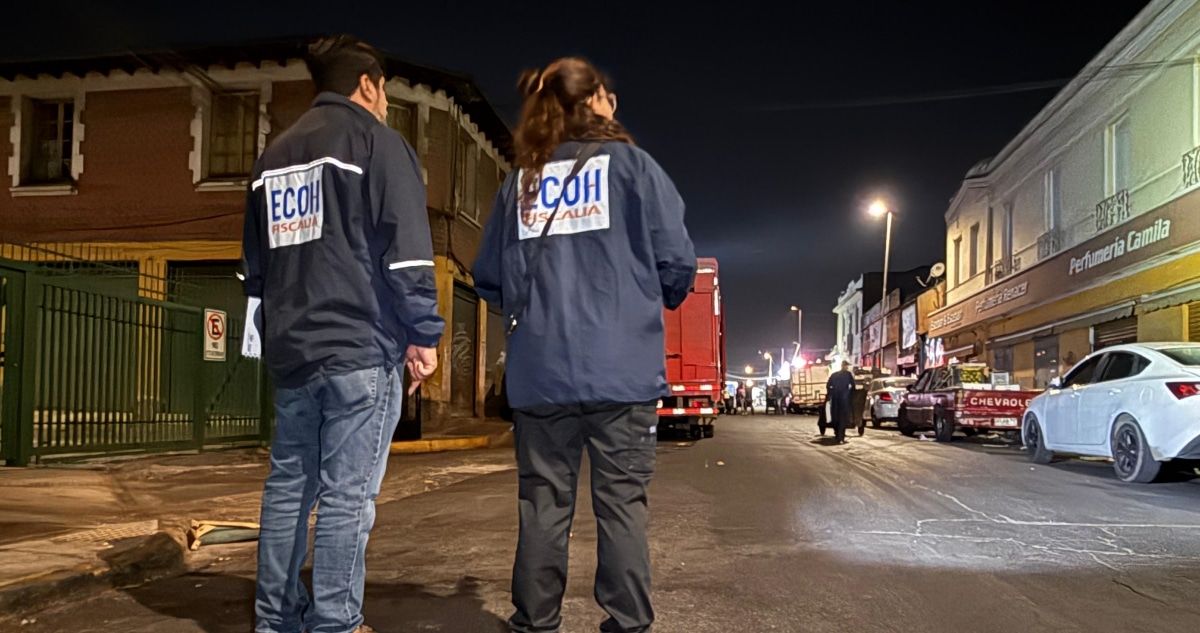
left=242, top=36, right=442, bottom=633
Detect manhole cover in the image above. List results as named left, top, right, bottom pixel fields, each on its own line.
left=50, top=520, right=158, bottom=544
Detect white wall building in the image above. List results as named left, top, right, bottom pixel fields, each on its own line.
left=832, top=276, right=864, bottom=367
left=928, top=0, right=1200, bottom=388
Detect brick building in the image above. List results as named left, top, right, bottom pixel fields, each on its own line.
left=0, top=38, right=512, bottom=426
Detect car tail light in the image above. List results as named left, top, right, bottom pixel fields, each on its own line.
left=879, top=392, right=894, bottom=402
left=1167, top=382, right=1200, bottom=399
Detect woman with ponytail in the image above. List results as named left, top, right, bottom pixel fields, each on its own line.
left=474, top=57, right=696, bottom=633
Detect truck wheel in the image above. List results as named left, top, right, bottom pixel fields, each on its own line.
left=934, top=409, right=955, bottom=443
left=1111, top=416, right=1161, bottom=484
left=703, top=425, right=715, bottom=438
left=897, top=405, right=917, bottom=437
left=1023, top=414, right=1053, bottom=465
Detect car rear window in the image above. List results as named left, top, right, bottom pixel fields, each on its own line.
left=1160, top=347, right=1200, bottom=366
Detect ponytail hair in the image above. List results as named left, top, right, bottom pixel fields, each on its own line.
left=514, top=58, right=633, bottom=211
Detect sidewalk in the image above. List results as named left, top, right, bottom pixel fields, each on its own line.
left=0, top=418, right=513, bottom=618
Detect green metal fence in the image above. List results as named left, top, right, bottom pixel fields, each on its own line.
left=0, top=261, right=271, bottom=466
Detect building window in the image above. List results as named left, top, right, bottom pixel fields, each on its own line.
left=1003, top=202, right=1014, bottom=263
left=1044, top=168, right=1061, bottom=230
left=1034, top=336, right=1060, bottom=389
left=1105, top=117, right=1131, bottom=196
left=455, top=137, right=479, bottom=224
left=993, top=346, right=1013, bottom=373
left=26, top=99, right=75, bottom=184
left=968, top=223, right=980, bottom=278
left=208, top=92, right=259, bottom=178
left=952, top=236, right=962, bottom=287
left=387, top=101, right=417, bottom=145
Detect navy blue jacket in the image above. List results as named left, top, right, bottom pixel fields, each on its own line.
left=474, top=141, right=696, bottom=408
left=242, top=92, right=444, bottom=388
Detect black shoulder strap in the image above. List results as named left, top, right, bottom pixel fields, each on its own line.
left=508, top=142, right=603, bottom=334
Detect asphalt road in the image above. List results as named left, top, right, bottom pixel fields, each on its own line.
left=10, top=415, right=1200, bottom=633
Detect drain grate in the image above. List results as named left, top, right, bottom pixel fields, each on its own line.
left=50, top=520, right=159, bottom=544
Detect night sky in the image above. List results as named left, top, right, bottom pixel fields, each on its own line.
left=6, top=0, right=1154, bottom=373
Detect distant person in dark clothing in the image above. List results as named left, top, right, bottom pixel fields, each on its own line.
left=766, top=384, right=782, bottom=415
left=826, top=361, right=856, bottom=443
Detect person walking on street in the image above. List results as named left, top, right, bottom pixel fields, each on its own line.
left=766, top=383, right=782, bottom=415
left=474, top=57, right=696, bottom=633
left=826, top=361, right=856, bottom=443
left=241, top=35, right=444, bottom=633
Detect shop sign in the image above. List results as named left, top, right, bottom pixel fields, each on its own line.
left=925, top=337, right=945, bottom=368
left=902, top=304, right=918, bottom=349
left=865, top=320, right=883, bottom=353
left=975, top=281, right=1028, bottom=314
left=927, top=191, right=1200, bottom=339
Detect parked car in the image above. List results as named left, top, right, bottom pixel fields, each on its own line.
left=865, top=376, right=916, bottom=427
left=1022, top=342, right=1200, bottom=483
left=898, top=363, right=1040, bottom=441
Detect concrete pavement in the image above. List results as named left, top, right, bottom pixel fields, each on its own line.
left=5, top=415, right=1200, bottom=632
left=0, top=418, right=513, bottom=618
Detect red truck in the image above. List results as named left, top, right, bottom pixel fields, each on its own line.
left=657, top=258, right=726, bottom=439
left=897, top=362, right=1040, bottom=442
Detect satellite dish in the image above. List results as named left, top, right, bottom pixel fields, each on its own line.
left=930, top=262, right=946, bottom=278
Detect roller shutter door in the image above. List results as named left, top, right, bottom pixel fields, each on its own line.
left=1094, top=316, right=1138, bottom=350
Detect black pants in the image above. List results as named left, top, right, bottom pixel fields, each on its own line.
left=510, top=402, right=657, bottom=633
left=831, top=400, right=852, bottom=442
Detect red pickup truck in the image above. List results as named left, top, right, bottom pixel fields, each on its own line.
left=897, top=363, right=1040, bottom=442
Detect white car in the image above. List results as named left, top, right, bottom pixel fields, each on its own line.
left=1022, top=342, right=1200, bottom=483
left=865, top=376, right=916, bottom=427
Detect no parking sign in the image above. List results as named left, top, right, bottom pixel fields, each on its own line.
left=204, top=309, right=227, bottom=362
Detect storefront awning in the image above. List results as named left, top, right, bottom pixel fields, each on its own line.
left=1138, top=281, right=1200, bottom=314
left=992, top=302, right=1135, bottom=347
left=943, top=344, right=974, bottom=358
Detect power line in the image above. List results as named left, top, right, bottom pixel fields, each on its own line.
left=744, top=78, right=1072, bottom=112
left=741, top=57, right=1197, bottom=112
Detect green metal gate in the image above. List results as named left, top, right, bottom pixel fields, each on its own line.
left=0, top=260, right=271, bottom=466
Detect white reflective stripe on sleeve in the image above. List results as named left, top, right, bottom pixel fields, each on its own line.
left=251, top=157, right=363, bottom=190
left=388, top=260, right=436, bottom=270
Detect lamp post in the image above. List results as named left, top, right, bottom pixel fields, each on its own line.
left=869, top=200, right=894, bottom=314
left=763, top=352, right=773, bottom=379
left=790, top=306, right=803, bottom=361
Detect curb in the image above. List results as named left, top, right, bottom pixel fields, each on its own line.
left=389, top=435, right=491, bottom=455
left=0, top=527, right=187, bottom=618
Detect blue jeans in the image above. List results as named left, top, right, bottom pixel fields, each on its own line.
left=255, top=366, right=402, bottom=633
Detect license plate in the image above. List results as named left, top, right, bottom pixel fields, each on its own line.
left=994, top=418, right=1018, bottom=427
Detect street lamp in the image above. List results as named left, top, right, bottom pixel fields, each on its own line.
left=869, top=200, right=895, bottom=313
left=745, top=365, right=754, bottom=374
left=763, top=352, right=773, bottom=379
left=790, top=306, right=803, bottom=360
